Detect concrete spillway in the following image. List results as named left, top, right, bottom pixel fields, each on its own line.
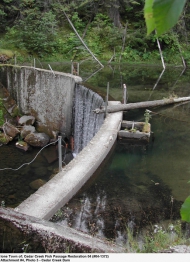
left=15, top=101, right=122, bottom=220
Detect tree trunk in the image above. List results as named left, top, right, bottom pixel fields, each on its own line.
left=93, top=97, right=190, bottom=114
left=119, top=22, right=127, bottom=63
left=63, top=11, right=104, bottom=68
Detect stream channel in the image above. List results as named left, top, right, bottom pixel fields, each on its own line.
left=1, top=62, right=190, bottom=246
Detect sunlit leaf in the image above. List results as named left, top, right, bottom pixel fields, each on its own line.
left=144, top=0, right=155, bottom=35
left=180, top=196, right=190, bottom=222
left=144, top=0, right=187, bottom=36
left=153, top=0, right=187, bottom=36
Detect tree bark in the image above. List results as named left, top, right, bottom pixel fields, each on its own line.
left=93, top=97, right=190, bottom=114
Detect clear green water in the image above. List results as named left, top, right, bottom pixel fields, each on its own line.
left=50, top=63, right=190, bottom=243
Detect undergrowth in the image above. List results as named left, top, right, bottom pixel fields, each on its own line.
left=125, top=221, right=189, bottom=253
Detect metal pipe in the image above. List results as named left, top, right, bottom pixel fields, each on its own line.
left=105, top=82, right=109, bottom=117
left=123, top=84, right=127, bottom=104
left=58, top=136, right=62, bottom=172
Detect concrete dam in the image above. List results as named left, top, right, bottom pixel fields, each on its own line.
left=0, top=65, right=123, bottom=252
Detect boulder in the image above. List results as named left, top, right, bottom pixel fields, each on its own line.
left=18, top=115, right=35, bottom=125
left=24, top=132, right=50, bottom=147
left=20, top=125, right=35, bottom=138
left=50, top=130, right=58, bottom=142
left=15, top=141, right=30, bottom=151
left=3, top=98, right=18, bottom=116
left=3, top=122, right=20, bottom=138
left=0, top=133, right=13, bottom=144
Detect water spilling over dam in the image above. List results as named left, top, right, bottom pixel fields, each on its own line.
left=73, top=84, right=104, bottom=154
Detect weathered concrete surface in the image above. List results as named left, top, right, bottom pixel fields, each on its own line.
left=15, top=102, right=122, bottom=220
left=0, top=65, right=82, bottom=137
left=0, top=207, right=124, bottom=253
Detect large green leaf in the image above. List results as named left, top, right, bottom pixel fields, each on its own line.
left=144, top=0, right=187, bottom=36
left=180, top=196, right=190, bottom=222
left=144, top=0, right=155, bottom=35
left=153, top=0, right=187, bottom=35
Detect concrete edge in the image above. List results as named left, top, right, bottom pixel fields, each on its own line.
left=0, top=207, right=124, bottom=253
left=15, top=102, right=122, bottom=220
left=0, top=64, right=83, bottom=83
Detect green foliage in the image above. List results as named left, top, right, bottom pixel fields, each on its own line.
left=71, top=12, right=85, bottom=32
left=0, top=0, right=189, bottom=63
left=126, top=222, right=186, bottom=253
left=144, top=0, right=187, bottom=36
left=143, top=227, right=170, bottom=253
left=13, top=10, right=58, bottom=56
left=180, top=196, right=190, bottom=222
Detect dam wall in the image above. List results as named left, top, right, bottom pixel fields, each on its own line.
left=0, top=65, right=82, bottom=137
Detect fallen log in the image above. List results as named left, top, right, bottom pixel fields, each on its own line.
left=93, top=97, right=190, bottom=114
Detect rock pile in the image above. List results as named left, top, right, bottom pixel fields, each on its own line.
left=0, top=85, right=55, bottom=151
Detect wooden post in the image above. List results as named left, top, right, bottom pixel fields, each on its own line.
left=71, top=62, right=79, bottom=75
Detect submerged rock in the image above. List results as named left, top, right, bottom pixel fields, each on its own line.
left=42, top=145, right=58, bottom=163
left=24, top=132, right=50, bottom=147
left=29, top=179, right=46, bottom=190
left=33, top=166, right=48, bottom=177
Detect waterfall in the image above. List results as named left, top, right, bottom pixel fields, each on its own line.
left=73, top=84, right=104, bottom=154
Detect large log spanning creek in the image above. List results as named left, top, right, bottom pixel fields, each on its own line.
left=0, top=65, right=190, bottom=252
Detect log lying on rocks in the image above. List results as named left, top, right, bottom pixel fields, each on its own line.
left=93, top=97, right=190, bottom=114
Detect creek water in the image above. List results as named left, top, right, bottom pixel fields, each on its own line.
left=50, top=63, right=190, bottom=244
left=0, top=78, right=103, bottom=207
left=1, top=62, right=190, bottom=245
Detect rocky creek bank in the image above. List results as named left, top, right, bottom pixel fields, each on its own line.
left=0, top=83, right=58, bottom=149
left=0, top=83, right=74, bottom=207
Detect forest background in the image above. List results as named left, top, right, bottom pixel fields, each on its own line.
left=1, top=0, right=190, bottom=65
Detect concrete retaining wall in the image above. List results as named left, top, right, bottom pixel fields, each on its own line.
left=0, top=65, right=82, bottom=137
